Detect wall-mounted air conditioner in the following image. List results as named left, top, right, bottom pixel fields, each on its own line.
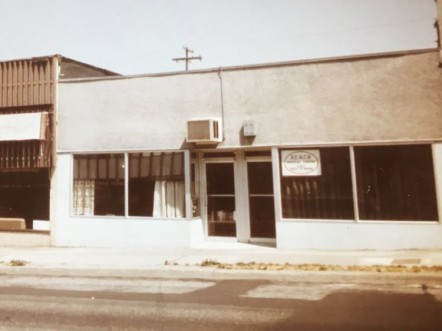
left=186, top=118, right=222, bottom=144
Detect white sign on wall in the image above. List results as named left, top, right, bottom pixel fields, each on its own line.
left=281, top=149, right=321, bottom=176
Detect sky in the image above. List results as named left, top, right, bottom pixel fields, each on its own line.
left=0, top=0, right=438, bottom=75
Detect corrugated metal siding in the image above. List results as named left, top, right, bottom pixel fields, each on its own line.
left=0, top=58, right=55, bottom=107
left=0, top=57, right=56, bottom=169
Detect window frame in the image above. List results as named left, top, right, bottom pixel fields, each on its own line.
left=72, top=153, right=125, bottom=217
left=190, top=153, right=202, bottom=219
left=279, top=146, right=355, bottom=221
left=278, top=143, right=439, bottom=224
left=354, top=144, right=439, bottom=222
left=71, top=150, right=191, bottom=220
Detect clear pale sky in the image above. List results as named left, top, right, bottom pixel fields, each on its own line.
left=0, top=0, right=438, bottom=75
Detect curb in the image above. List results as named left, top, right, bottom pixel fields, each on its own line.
left=1, top=264, right=442, bottom=284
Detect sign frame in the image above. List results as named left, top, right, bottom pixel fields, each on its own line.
left=281, top=149, right=321, bottom=176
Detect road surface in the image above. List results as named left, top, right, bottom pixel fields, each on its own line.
left=0, top=269, right=441, bottom=330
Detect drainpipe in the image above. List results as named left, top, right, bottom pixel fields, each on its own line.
left=217, top=67, right=226, bottom=142
left=436, top=0, right=442, bottom=64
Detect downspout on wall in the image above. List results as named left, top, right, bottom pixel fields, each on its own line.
left=217, top=67, right=226, bottom=142
left=437, top=0, right=442, bottom=64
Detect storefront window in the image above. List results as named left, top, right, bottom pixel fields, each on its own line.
left=128, top=152, right=185, bottom=218
left=280, top=147, right=354, bottom=220
left=354, top=145, right=438, bottom=221
left=73, top=154, right=124, bottom=216
left=73, top=152, right=185, bottom=218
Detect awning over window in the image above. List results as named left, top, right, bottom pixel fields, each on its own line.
left=0, top=112, right=48, bottom=141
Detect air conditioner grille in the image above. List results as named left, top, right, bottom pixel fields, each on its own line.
left=187, top=120, right=211, bottom=140
left=186, top=119, right=222, bottom=144
left=213, top=121, right=219, bottom=139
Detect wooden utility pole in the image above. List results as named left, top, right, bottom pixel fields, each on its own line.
left=172, top=46, right=202, bottom=71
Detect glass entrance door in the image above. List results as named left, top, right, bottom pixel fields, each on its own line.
left=206, top=163, right=236, bottom=237
left=247, top=162, right=275, bottom=238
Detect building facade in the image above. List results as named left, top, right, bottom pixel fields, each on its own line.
left=51, top=49, right=442, bottom=249
left=0, top=55, right=117, bottom=245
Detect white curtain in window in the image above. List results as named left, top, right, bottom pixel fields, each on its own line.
left=153, top=180, right=185, bottom=218
left=73, top=180, right=95, bottom=215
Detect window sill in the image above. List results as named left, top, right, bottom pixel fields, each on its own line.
left=70, top=215, right=188, bottom=221
left=279, top=218, right=440, bottom=225
left=0, top=229, right=50, bottom=234
left=280, top=218, right=355, bottom=223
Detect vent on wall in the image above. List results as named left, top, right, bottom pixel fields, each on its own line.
left=186, top=119, right=222, bottom=144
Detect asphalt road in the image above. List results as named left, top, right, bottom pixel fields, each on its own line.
left=0, top=269, right=441, bottom=330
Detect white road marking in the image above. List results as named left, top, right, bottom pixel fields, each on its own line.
left=244, top=283, right=358, bottom=301
left=243, top=283, right=441, bottom=301
left=0, top=294, right=293, bottom=325
left=1, top=276, right=215, bottom=294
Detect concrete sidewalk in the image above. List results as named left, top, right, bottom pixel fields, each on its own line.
left=1, top=242, right=442, bottom=271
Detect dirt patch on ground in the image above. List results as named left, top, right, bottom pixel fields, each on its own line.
left=198, top=260, right=442, bottom=273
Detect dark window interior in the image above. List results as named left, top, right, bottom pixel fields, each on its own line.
left=247, top=162, right=275, bottom=238
left=206, top=163, right=235, bottom=195
left=128, top=152, right=184, bottom=217
left=355, top=145, right=438, bottom=221
left=0, top=169, right=49, bottom=229
left=206, top=163, right=236, bottom=237
left=74, top=153, right=125, bottom=216
left=94, top=179, right=125, bottom=216
left=248, top=162, right=274, bottom=195
left=280, top=147, right=354, bottom=220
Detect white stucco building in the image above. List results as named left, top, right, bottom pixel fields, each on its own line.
left=48, top=48, right=442, bottom=250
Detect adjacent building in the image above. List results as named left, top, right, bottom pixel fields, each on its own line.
left=0, top=55, right=117, bottom=245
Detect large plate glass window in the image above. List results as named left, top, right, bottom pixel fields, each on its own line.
left=280, top=147, right=354, bottom=220
left=73, top=154, right=125, bottom=216
left=128, top=152, right=185, bottom=218
left=73, top=151, right=185, bottom=218
left=354, top=144, right=438, bottom=221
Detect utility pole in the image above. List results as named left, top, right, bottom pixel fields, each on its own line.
left=172, top=46, right=202, bottom=71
